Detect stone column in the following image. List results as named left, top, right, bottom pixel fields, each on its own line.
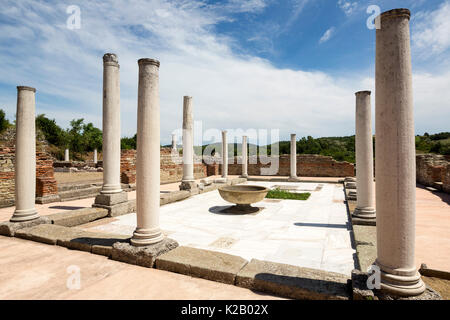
left=94, top=149, right=98, bottom=164
left=10, top=86, right=39, bottom=222
left=100, top=53, right=122, bottom=194
left=374, top=8, right=425, bottom=296
left=131, top=58, right=164, bottom=246
left=240, top=135, right=248, bottom=178
left=180, top=96, right=196, bottom=190
left=93, top=53, right=127, bottom=214
left=222, top=130, right=228, bottom=178
left=171, top=134, right=177, bottom=151
left=288, top=134, right=300, bottom=181
left=64, top=149, right=69, bottom=161
left=353, top=91, right=376, bottom=219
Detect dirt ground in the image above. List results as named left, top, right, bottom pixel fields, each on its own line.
left=54, top=172, right=103, bottom=184
left=423, top=276, right=450, bottom=300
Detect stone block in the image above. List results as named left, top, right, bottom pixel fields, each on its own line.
left=48, top=207, right=109, bottom=227
left=15, top=224, right=85, bottom=245
left=235, top=259, right=350, bottom=300
left=179, top=181, right=197, bottom=191
left=93, top=200, right=134, bottom=217
left=351, top=269, right=377, bottom=300
left=35, top=194, right=61, bottom=204
left=94, top=192, right=128, bottom=206
left=111, top=238, right=179, bottom=268
left=168, top=190, right=190, bottom=203
left=155, top=246, right=248, bottom=285
left=0, top=216, right=51, bottom=237
left=60, top=231, right=129, bottom=253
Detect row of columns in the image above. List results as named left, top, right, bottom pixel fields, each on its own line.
left=9, top=7, right=423, bottom=297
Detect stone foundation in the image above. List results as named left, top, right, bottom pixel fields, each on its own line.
left=416, top=154, right=450, bottom=193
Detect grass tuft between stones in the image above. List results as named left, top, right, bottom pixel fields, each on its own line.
left=265, top=189, right=311, bottom=200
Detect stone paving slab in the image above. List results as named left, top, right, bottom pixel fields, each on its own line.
left=0, top=216, right=51, bottom=237
left=14, top=224, right=129, bottom=255
left=48, top=207, right=109, bottom=227
left=111, top=238, right=179, bottom=268
left=155, top=246, right=249, bottom=285
left=235, top=259, right=350, bottom=300
left=352, top=225, right=377, bottom=272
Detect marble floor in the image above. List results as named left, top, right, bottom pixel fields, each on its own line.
left=84, top=181, right=357, bottom=275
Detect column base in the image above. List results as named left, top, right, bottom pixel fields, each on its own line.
left=345, top=182, right=357, bottom=189
left=131, top=227, right=165, bottom=246
left=375, top=261, right=426, bottom=297
left=239, top=174, right=248, bottom=179
left=344, top=177, right=356, bottom=183
left=100, top=184, right=123, bottom=194
left=288, top=176, right=301, bottom=182
left=10, top=208, right=40, bottom=222
left=93, top=191, right=129, bottom=217
left=179, top=180, right=197, bottom=191
left=347, top=190, right=357, bottom=201
left=352, top=207, right=376, bottom=219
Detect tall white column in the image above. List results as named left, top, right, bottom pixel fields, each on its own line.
left=241, top=135, right=248, bottom=178
left=353, top=91, right=376, bottom=219
left=289, top=133, right=299, bottom=181
left=10, top=86, right=39, bottom=222
left=222, top=130, right=228, bottom=178
left=182, top=96, right=194, bottom=182
left=94, top=149, right=98, bottom=164
left=101, top=53, right=122, bottom=194
left=172, top=134, right=177, bottom=151
left=64, top=149, right=69, bottom=161
left=374, top=8, right=425, bottom=296
left=131, top=58, right=164, bottom=246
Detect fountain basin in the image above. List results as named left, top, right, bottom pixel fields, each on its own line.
left=218, top=185, right=269, bottom=213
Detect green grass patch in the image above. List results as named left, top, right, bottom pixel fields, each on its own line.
left=266, top=189, right=311, bottom=200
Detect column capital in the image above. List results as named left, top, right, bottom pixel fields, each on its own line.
left=138, top=58, right=160, bottom=67
left=17, top=86, right=36, bottom=93
left=103, top=53, right=119, bottom=67
left=379, top=8, right=410, bottom=21
left=355, top=90, right=371, bottom=96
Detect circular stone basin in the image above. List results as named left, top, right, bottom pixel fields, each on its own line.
left=218, top=185, right=269, bottom=213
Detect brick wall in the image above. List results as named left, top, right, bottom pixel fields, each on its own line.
left=0, top=147, right=58, bottom=208
left=120, top=148, right=208, bottom=185
left=416, top=154, right=450, bottom=193
left=0, top=127, right=58, bottom=208
left=227, top=154, right=354, bottom=177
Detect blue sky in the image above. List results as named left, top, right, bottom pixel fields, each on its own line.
left=0, top=0, right=449, bottom=146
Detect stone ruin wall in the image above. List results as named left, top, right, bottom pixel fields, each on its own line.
left=120, top=148, right=207, bottom=185
left=227, top=154, right=355, bottom=177
left=0, top=127, right=58, bottom=208
left=416, top=154, right=450, bottom=193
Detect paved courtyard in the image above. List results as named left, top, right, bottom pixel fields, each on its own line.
left=83, top=181, right=357, bottom=275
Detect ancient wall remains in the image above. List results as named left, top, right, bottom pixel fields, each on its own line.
left=0, top=127, right=59, bottom=207
left=416, top=154, right=450, bottom=193
left=120, top=148, right=207, bottom=185
left=227, top=154, right=354, bottom=177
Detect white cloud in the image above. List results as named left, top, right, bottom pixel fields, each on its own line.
left=0, top=0, right=448, bottom=146
left=319, top=27, right=335, bottom=44
left=412, top=1, right=450, bottom=58
left=337, top=0, right=357, bottom=16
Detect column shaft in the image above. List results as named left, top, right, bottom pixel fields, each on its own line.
left=64, top=149, right=69, bottom=161
left=94, top=149, right=98, bottom=164
left=222, top=131, right=228, bottom=178
left=290, top=134, right=297, bottom=178
left=101, top=53, right=122, bottom=194
left=11, top=86, right=39, bottom=222
left=375, top=8, right=425, bottom=296
left=182, top=96, right=194, bottom=181
left=241, top=136, right=248, bottom=178
left=354, top=91, right=376, bottom=219
left=131, top=58, right=164, bottom=246
left=172, top=134, right=177, bottom=151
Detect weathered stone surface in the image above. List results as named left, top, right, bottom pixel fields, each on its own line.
left=345, top=182, right=356, bottom=189
left=155, top=246, right=248, bottom=285
left=235, top=259, right=350, bottom=300
left=0, top=216, right=51, bottom=237
left=93, top=199, right=133, bottom=217
left=61, top=231, right=129, bottom=252
left=419, top=264, right=450, bottom=280
left=353, top=225, right=377, bottom=272
left=351, top=269, right=377, bottom=300
left=168, top=190, right=190, bottom=202
left=111, top=238, right=179, bottom=268
left=179, top=181, right=197, bottom=191
left=48, top=207, right=108, bottom=227
left=15, top=224, right=85, bottom=245
left=94, top=191, right=128, bottom=206
left=376, top=286, right=442, bottom=300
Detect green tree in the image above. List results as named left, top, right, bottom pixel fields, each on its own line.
left=0, top=109, right=11, bottom=134
left=35, top=114, right=67, bottom=146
